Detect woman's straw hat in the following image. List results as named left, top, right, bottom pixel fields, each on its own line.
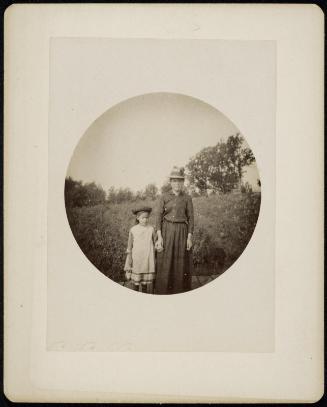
left=169, top=166, right=185, bottom=180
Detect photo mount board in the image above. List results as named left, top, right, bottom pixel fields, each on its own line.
left=4, top=4, right=324, bottom=403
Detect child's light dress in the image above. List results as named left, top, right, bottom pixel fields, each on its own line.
left=124, top=224, right=156, bottom=284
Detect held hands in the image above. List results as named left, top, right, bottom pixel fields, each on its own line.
left=155, top=237, right=164, bottom=252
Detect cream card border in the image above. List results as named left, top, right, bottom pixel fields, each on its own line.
left=4, top=4, right=324, bottom=402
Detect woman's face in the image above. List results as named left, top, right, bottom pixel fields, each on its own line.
left=137, top=212, right=149, bottom=226
left=170, top=178, right=184, bottom=193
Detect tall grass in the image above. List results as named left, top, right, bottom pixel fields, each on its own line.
left=192, top=192, right=261, bottom=270
left=66, top=192, right=261, bottom=282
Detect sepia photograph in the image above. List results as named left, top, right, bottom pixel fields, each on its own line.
left=65, top=93, right=261, bottom=295
left=47, top=37, right=276, bottom=352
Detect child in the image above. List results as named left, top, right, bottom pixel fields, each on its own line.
left=124, top=206, right=156, bottom=294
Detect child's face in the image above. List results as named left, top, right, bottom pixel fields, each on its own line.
left=170, top=178, right=184, bottom=193
left=137, top=212, right=149, bottom=226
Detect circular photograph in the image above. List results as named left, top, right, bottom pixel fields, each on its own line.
left=65, top=93, right=261, bottom=295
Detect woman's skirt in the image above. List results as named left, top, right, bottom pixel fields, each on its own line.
left=155, top=219, right=193, bottom=294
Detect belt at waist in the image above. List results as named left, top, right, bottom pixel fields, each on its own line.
left=163, top=217, right=188, bottom=224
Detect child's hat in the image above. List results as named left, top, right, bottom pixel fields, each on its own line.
left=169, top=166, right=185, bottom=180
left=132, top=205, right=152, bottom=215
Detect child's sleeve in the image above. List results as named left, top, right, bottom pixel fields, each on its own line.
left=152, top=227, right=157, bottom=244
left=124, top=229, right=133, bottom=272
left=126, top=229, right=134, bottom=253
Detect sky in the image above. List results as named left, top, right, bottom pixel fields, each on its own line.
left=67, top=93, right=260, bottom=192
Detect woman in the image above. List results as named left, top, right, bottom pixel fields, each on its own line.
left=155, top=166, right=194, bottom=294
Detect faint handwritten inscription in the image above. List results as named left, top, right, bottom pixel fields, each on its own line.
left=48, top=341, right=136, bottom=351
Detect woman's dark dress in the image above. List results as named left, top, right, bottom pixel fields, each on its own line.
left=154, top=191, right=194, bottom=294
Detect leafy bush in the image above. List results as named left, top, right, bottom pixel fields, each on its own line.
left=66, top=199, right=156, bottom=282
left=192, top=192, right=260, bottom=270
left=240, top=182, right=253, bottom=194
left=65, top=177, right=106, bottom=207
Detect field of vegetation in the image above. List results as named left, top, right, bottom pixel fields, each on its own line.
left=66, top=192, right=261, bottom=283
left=65, top=134, right=261, bottom=282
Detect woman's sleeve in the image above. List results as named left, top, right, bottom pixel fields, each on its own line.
left=126, top=229, right=133, bottom=253
left=155, top=195, right=165, bottom=232
left=186, top=196, right=194, bottom=234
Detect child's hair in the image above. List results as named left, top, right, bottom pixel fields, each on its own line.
left=132, top=206, right=152, bottom=225
left=134, top=210, right=148, bottom=225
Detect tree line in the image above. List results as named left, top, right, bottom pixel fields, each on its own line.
left=186, top=133, right=255, bottom=194
left=65, top=134, right=259, bottom=208
left=65, top=178, right=165, bottom=208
